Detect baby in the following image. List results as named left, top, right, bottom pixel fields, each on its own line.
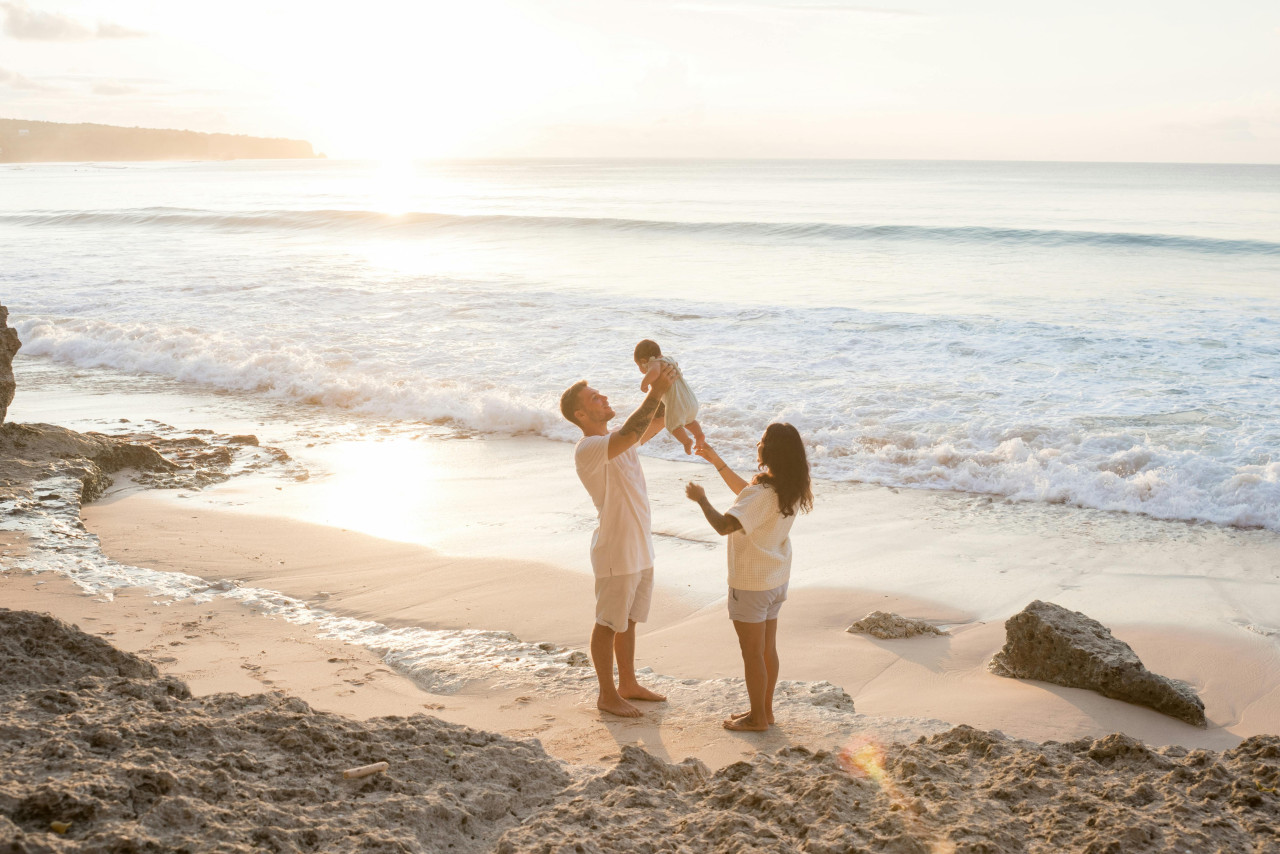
left=634, top=339, right=706, bottom=454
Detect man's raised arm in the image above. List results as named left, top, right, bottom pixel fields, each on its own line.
left=607, top=364, right=675, bottom=459
left=639, top=401, right=666, bottom=445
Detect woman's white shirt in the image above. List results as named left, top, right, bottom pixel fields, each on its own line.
left=724, top=483, right=793, bottom=591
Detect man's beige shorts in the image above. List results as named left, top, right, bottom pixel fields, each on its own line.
left=594, top=568, right=654, bottom=632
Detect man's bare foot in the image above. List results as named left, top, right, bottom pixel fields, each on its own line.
left=619, top=685, right=667, bottom=702
left=597, top=695, right=643, bottom=717
left=723, top=715, right=769, bottom=731
left=729, top=709, right=775, bottom=724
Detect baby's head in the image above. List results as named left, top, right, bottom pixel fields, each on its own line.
left=633, top=339, right=661, bottom=371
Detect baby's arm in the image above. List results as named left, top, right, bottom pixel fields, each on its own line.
left=639, top=362, right=661, bottom=392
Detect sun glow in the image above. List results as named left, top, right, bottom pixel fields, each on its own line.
left=303, top=438, right=451, bottom=546
left=262, top=0, right=588, bottom=160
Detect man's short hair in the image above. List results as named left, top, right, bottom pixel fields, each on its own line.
left=560, top=380, right=588, bottom=427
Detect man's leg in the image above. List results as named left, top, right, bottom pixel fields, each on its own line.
left=725, top=619, right=769, bottom=731
left=614, top=620, right=667, bottom=702
left=591, top=622, right=641, bottom=717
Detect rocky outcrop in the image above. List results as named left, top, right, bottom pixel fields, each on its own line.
left=847, top=610, right=949, bottom=639
left=4, top=609, right=1277, bottom=853
left=0, top=303, right=19, bottom=424
left=0, top=422, right=177, bottom=503
left=0, top=609, right=570, bottom=853
left=989, top=600, right=1207, bottom=726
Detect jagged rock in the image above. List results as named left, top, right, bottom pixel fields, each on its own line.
left=847, top=610, right=948, bottom=639
left=989, top=600, right=1206, bottom=727
left=0, top=303, right=20, bottom=424
left=0, top=609, right=571, bottom=853
left=5, top=609, right=1278, bottom=852
left=0, top=422, right=178, bottom=502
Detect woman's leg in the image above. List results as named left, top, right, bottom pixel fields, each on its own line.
left=725, top=619, right=769, bottom=731
left=763, top=617, right=779, bottom=723
left=730, top=618, right=779, bottom=725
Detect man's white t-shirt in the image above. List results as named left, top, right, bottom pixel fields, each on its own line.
left=574, top=434, right=654, bottom=578
left=725, top=484, right=793, bottom=591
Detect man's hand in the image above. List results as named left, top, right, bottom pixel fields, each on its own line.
left=609, top=364, right=677, bottom=459
left=649, top=363, right=676, bottom=397
left=685, top=481, right=706, bottom=503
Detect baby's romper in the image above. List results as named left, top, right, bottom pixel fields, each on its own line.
left=649, top=356, right=699, bottom=431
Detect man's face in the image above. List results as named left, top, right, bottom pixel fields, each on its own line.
left=576, top=385, right=615, bottom=426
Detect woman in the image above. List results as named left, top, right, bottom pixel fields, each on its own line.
left=685, top=422, right=813, bottom=731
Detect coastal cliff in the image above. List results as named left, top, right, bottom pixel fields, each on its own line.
left=0, top=303, right=19, bottom=424
left=0, top=118, right=318, bottom=163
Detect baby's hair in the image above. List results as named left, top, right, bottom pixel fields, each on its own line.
left=633, top=339, right=661, bottom=363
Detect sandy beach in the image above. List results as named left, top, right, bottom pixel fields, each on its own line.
left=5, top=421, right=1278, bottom=766
left=2, top=375, right=1279, bottom=851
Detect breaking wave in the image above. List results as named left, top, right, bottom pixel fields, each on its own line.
left=7, top=207, right=1279, bottom=256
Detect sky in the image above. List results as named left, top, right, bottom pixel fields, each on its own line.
left=0, top=0, right=1276, bottom=162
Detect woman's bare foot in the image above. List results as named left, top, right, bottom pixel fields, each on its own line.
left=597, top=695, right=643, bottom=717
left=723, top=715, right=769, bottom=732
left=620, top=685, right=667, bottom=702
left=729, top=709, right=775, bottom=724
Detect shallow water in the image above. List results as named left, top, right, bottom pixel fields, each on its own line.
left=3, top=158, right=1278, bottom=531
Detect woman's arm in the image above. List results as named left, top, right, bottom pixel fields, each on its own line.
left=695, top=444, right=749, bottom=495
left=685, top=482, right=743, bottom=536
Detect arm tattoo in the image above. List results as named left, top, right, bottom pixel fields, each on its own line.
left=619, top=394, right=662, bottom=439
left=696, top=497, right=743, bottom=536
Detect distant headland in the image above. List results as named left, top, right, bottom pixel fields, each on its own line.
left=0, top=118, right=321, bottom=163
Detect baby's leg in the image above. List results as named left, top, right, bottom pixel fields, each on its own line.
left=669, top=425, right=694, bottom=455
left=687, top=420, right=707, bottom=452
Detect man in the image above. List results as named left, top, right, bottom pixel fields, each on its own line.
left=560, top=365, right=675, bottom=717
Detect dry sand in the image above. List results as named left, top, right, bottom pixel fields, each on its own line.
left=65, top=486, right=1280, bottom=758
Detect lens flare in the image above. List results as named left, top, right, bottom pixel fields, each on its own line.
left=838, top=735, right=957, bottom=854
left=838, top=735, right=888, bottom=786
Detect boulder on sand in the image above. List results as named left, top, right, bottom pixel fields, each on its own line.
left=989, top=600, right=1206, bottom=727
left=846, top=611, right=948, bottom=639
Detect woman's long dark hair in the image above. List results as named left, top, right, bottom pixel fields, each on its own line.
left=753, top=422, right=813, bottom=517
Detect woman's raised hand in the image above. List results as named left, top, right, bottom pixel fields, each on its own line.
left=694, top=443, right=717, bottom=464
left=685, top=481, right=706, bottom=502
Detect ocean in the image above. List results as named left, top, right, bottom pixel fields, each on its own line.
left=3, top=157, right=1279, bottom=532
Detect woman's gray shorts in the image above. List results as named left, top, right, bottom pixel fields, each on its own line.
left=727, top=582, right=788, bottom=623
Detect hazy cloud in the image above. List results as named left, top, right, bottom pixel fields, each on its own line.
left=1, top=2, right=145, bottom=41
left=92, top=82, right=138, bottom=96
left=0, top=65, right=55, bottom=90
left=95, top=21, right=147, bottom=39
left=669, top=0, right=921, bottom=15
